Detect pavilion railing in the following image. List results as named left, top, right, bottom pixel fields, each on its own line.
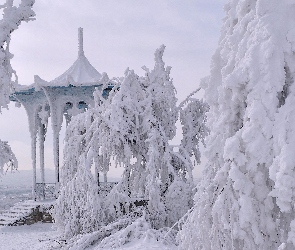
left=36, top=183, right=56, bottom=200
left=35, top=182, right=118, bottom=200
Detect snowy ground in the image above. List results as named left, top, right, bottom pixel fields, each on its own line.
left=95, top=239, right=176, bottom=250
left=0, top=223, right=176, bottom=250
left=0, top=223, right=58, bottom=250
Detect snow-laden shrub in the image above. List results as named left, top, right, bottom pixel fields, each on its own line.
left=54, top=158, right=103, bottom=238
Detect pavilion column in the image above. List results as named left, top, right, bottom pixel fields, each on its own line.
left=31, top=134, right=37, bottom=201
left=42, top=86, right=63, bottom=194
left=23, top=103, right=39, bottom=201
left=39, top=123, right=46, bottom=200
left=13, top=94, right=49, bottom=202
left=53, top=131, right=60, bottom=192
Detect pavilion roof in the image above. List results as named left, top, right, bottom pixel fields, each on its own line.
left=13, top=27, right=102, bottom=93
left=37, top=27, right=101, bottom=88
left=49, top=52, right=101, bottom=87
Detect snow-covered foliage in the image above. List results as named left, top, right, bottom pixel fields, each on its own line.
left=179, top=1, right=295, bottom=249
left=55, top=45, right=208, bottom=242
left=0, top=0, right=35, bottom=111
left=0, top=139, right=17, bottom=175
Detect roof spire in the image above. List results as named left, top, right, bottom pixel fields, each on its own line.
left=78, top=27, right=84, bottom=57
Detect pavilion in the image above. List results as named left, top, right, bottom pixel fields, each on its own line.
left=10, top=28, right=111, bottom=200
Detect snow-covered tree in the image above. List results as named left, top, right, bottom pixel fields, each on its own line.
left=56, top=45, right=201, bottom=240
left=179, top=1, right=295, bottom=249
left=0, top=0, right=35, bottom=176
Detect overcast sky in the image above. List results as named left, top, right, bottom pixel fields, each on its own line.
left=0, top=0, right=225, bottom=179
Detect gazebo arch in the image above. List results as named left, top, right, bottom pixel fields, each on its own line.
left=10, top=28, right=107, bottom=200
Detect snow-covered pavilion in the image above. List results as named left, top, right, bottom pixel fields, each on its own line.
left=10, top=28, right=109, bottom=200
